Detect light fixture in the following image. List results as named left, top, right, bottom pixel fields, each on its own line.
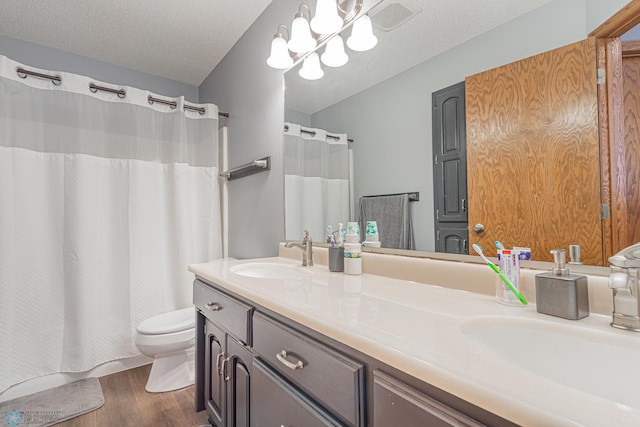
left=321, top=35, right=348, bottom=67
left=267, top=25, right=293, bottom=69
left=299, top=52, right=324, bottom=80
left=310, top=0, right=343, bottom=35
left=288, top=4, right=317, bottom=54
left=346, top=14, right=378, bottom=52
left=266, top=1, right=372, bottom=72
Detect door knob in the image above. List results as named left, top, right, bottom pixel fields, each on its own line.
left=472, top=223, right=485, bottom=233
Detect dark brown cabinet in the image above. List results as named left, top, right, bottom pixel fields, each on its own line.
left=194, top=277, right=516, bottom=427
left=252, top=313, right=364, bottom=426
left=204, top=319, right=225, bottom=426
left=373, top=370, right=483, bottom=427
left=225, top=336, right=252, bottom=427
left=252, top=359, right=340, bottom=427
left=195, top=279, right=254, bottom=427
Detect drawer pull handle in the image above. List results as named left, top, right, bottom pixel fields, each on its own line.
left=276, top=350, right=304, bottom=371
left=205, top=302, right=221, bottom=311
left=222, top=357, right=230, bottom=382
left=215, top=352, right=224, bottom=376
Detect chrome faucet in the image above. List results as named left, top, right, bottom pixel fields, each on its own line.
left=608, top=241, right=640, bottom=331
left=285, top=230, right=313, bottom=266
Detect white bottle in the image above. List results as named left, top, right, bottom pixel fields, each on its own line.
left=344, top=242, right=362, bottom=275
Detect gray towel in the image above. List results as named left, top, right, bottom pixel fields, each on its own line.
left=359, top=194, right=414, bottom=250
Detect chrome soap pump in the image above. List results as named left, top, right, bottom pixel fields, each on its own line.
left=535, top=249, right=589, bottom=320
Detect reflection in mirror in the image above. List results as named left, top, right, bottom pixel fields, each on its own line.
left=284, top=0, right=630, bottom=265
left=284, top=123, right=351, bottom=242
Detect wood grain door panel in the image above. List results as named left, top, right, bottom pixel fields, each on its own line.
left=622, top=55, right=640, bottom=248
left=465, top=38, right=604, bottom=264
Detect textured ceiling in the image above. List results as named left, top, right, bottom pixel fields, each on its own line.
left=0, top=0, right=555, bottom=95
left=0, top=0, right=273, bottom=86
left=286, top=0, right=554, bottom=115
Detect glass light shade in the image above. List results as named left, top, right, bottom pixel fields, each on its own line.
left=346, top=15, right=378, bottom=52
left=321, top=35, right=348, bottom=67
left=310, top=0, right=343, bottom=35
left=299, top=52, right=324, bottom=80
left=267, top=35, right=293, bottom=69
left=288, top=14, right=317, bottom=54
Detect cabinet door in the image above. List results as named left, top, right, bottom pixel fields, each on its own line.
left=436, top=223, right=469, bottom=254
left=252, top=359, right=342, bottom=427
left=226, top=336, right=252, bottom=427
left=373, top=371, right=483, bottom=427
left=205, top=319, right=226, bottom=426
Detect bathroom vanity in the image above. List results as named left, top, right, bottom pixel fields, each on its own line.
left=190, top=256, right=640, bottom=427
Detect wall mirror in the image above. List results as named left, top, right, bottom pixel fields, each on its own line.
left=283, top=0, right=637, bottom=269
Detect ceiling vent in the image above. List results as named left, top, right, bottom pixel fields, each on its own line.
left=370, top=1, right=422, bottom=32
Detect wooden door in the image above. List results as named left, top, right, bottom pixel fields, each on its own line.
left=622, top=51, right=640, bottom=248
left=465, top=38, right=604, bottom=265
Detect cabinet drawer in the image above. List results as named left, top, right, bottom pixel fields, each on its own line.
left=252, top=359, right=343, bottom=427
left=193, top=279, right=253, bottom=345
left=253, top=313, right=364, bottom=426
left=373, top=370, right=484, bottom=427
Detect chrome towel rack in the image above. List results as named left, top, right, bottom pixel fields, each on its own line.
left=362, top=192, right=420, bottom=202
left=220, top=157, right=270, bottom=181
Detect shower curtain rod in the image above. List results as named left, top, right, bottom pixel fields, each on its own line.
left=16, top=67, right=229, bottom=118
left=284, top=124, right=354, bottom=143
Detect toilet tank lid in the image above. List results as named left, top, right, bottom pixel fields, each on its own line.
left=136, top=307, right=195, bottom=335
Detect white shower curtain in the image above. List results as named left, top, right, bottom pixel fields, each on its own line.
left=0, top=55, right=222, bottom=392
left=284, top=123, right=350, bottom=242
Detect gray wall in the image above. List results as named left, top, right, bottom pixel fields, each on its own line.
left=585, top=0, right=629, bottom=34
left=285, top=109, right=312, bottom=127
left=199, top=0, right=300, bottom=259
left=0, top=35, right=199, bottom=102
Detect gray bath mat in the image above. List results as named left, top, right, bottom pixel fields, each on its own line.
left=0, top=378, right=104, bottom=426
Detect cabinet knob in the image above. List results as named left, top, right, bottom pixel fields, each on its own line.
left=276, top=350, right=304, bottom=370
left=205, top=302, right=221, bottom=311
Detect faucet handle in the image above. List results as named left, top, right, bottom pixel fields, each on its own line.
left=610, top=241, right=640, bottom=268
left=303, top=230, right=312, bottom=242
left=609, top=271, right=629, bottom=289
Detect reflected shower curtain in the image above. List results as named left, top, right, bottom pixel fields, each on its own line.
left=0, top=55, right=222, bottom=392
left=284, top=123, right=350, bottom=241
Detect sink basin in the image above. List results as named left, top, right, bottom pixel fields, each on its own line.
left=230, top=262, right=312, bottom=280
left=459, top=316, right=640, bottom=408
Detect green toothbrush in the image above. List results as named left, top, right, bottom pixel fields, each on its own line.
left=473, top=243, right=528, bottom=305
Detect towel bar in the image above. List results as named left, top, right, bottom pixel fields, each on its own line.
left=220, top=156, right=270, bottom=181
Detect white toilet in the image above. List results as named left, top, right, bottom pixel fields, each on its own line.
left=134, top=307, right=196, bottom=393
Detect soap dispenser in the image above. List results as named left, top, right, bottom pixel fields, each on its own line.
left=535, top=249, right=589, bottom=320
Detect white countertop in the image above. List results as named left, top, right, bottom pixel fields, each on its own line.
left=189, top=257, right=640, bottom=427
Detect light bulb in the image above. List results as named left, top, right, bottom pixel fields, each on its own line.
left=299, top=52, right=324, bottom=80
left=321, top=35, right=348, bottom=67
left=310, top=0, right=343, bottom=35
left=267, top=35, right=293, bottom=69
left=347, top=15, right=377, bottom=52
left=288, top=13, right=317, bottom=54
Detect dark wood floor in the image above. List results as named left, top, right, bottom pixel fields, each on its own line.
left=55, top=364, right=209, bottom=427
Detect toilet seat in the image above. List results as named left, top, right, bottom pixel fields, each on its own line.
left=136, top=307, right=195, bottom=335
